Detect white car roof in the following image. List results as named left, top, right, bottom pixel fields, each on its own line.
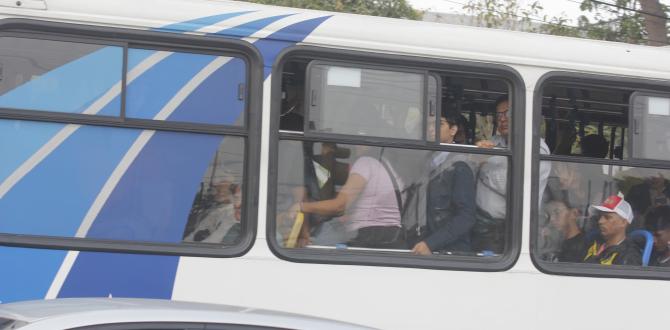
left=0, top=298, right=375, bottom=330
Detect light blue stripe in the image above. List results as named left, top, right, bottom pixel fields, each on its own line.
left=125, top=50, right=217, bottom=119
left=0, top=120, right=65, bottom=184
left=213, top=14, right=294, bottom=38
left=154, top=11, right=254, bottom=33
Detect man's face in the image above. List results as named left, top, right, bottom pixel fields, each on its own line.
left=546, top=201, right=573, bottom=232
left=598, top=212, right=628, bottom=239
left=496, top=100, right=510, bottom=137
left=653, top=228, right=670, bottom=251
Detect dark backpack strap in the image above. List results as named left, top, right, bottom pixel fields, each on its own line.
left=380, top=158, right=403, bottom=214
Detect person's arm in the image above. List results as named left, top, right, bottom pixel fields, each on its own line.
left=289, top=173, right=367, bottom=217
left=475, top=140, right=495, bottom=148
left=414, top=163, right=476, bottom=253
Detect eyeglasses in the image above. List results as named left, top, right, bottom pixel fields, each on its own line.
left=495, top=110, right=509, bottom=119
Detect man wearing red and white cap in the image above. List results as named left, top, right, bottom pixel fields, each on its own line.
left=583, top=192, right=642, bottom=266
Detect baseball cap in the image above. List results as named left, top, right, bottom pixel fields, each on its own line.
left=590, top=192, right=634, bottom=224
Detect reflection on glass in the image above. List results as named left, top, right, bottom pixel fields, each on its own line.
left=539, top=161, right=670, bottom=267
left=0, top=37, right=122, bottom=115
left=0, top=119, right=245, bottom=247
left=183, top=137, right=245, bottom=246
left=632, top=95, right=670, bottom=161
left=275, top=140, right=509, bottom=257
left=126, top=48, right=246, bottom=126
left=308, top=64, right=423, bottom=140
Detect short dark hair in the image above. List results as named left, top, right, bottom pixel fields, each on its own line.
left=440, top=110, right=461, bottom=127
left=581, top=134, right=609, bottom=158
left=494, top=94, right=509, bottom=109
left=646, top=205, right=670, bottom=232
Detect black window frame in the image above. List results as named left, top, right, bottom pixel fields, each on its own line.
left=530, top=71, right=670, bottom=280
left=267, top=45, right=526, bottom=271
left=0, top=19, right=263, bottom=258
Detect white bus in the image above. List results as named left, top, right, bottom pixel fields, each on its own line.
left=0, top=1, right=669, bottom=329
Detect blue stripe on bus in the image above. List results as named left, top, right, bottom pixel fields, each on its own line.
left=125, top=51, right=216, bottom=120
left=254, top=15, right=332, bottom=78
left=86, top=131, right=222, bottom=243
left=58, top=252, right=179, bottom=299
left=0, top=125, right=140, bottom=237
left=58, top=133, right=224, bottom=298
left=153, top=11, right=255, bottom=33
left=0, top=46, right=123, bottom=115
left=167, top=58, right=246, bottom=125
left=0, top=247, right=67, bottom=303
left=212, top=14, right=294, bottom=38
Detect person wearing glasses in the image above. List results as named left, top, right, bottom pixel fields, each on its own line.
left=472, top=96, right=551, bottom=254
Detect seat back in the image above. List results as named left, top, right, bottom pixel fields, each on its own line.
left=629, top=229, right=654, bottom=267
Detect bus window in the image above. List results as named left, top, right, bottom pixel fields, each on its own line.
left=0, top=32, right=258, bottom=256
left=631, top=94, right=670, bottom=162
left=540, top=83, right=630, bottom=158
left=0, top=119, right=246, bottom=247
left=125, top=48, right=247, bottom=126
left=534, top=77, right=670, bottom=275
left=272, top=55, right=518, bottom=267
left=0, top=37, right=122, bottom=116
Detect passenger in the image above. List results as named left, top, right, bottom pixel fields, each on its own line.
left=411, top=112, right=476, bottom=255
left=453, top=114, right=470, bottom=145
left=583, top=193, right=642, bottom=266
left=289, top=145, right=404, bottom=249
left=183, top=181, right=242, bottom=244
left=545, top=200, right=587, bottom=263
left=627, top=172, right=670, bottom=229
left=580, top=134, right=609, bottom=158
left=472, top=95, right=551, bottom=253
left=646, top=205, right=670, bottom=267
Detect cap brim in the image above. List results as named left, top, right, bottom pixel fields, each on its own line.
left=590, top=205, right=616, bottom=214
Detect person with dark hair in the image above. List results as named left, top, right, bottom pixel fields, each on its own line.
left=646, top=205, right=670, bottom=267
left=583, top=192, right=642, bottom=266
left=545, top=199, right=587, bottom=263
left=580, top=134, right=609, bottom=158
left=472, top=95, right=551, bottom=253
left=453, top=114, right=470, bottom=145
left=411, top=110, right=476, bottom=255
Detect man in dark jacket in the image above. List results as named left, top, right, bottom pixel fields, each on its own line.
left=583, top=192, right=642, bottom=266
left=411, top=112, right=476, bottom=255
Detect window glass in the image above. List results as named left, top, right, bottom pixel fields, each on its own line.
left=0, top=37, right=122, bottom=115
left=540, top=83, right=629, bottom=158
left=439, top=75, right=510, bottom=147
left=125, top=48, right=246, bottom=126
left=275, top=140, right=510, bottom=256
left=538, top=160, right=670, bottom=267
left=0, top=119, right=245, bottom=247
left=631, top=94, right=670, bottom=161
left=307, top=64, right=423, bottom=139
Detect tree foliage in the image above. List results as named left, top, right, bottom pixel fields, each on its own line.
left=464, top=0, right=669, bottom=46
left=241, top=0, right=420, bottom=20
